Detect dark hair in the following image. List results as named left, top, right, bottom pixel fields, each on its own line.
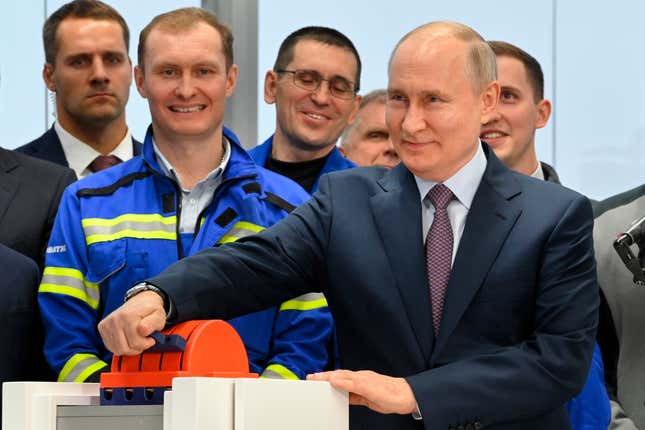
left=487, top=40, right=544, bottom=101
left=273, top=26, right=361, bottom=92
left=43, top=0, right=130, bottom=65
left=138, top=7, right=234, bottom=71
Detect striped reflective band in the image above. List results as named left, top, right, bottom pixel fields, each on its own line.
left=261, top=363, right=299, bottom=380
left=82, top=214, right=177, bottom=245
left=39, top=267, right=100, bottom=310
left=279, top=292, right=328, bottom=311
left=58, top=353, right=108, bottom=382
left=217, top=221, right=264, bottom=244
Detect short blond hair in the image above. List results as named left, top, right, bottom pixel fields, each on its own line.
left=390, top=21, right=497, bottom=93
left=138, top=7, right=233, bottom=71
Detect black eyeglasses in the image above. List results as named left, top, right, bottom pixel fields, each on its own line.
left=276, top=69, right=357, bottom=100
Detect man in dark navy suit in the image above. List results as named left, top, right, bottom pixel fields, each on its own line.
left=0, top=244, right=42, bottom=423
left=17, top=0, right=140, bottom=178
left=99, top=22, right=598, bottom=429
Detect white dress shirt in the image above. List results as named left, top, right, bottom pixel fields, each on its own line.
left=413, top=143, right=487, bottom=265
left=530, top=162, right=545, bottom=180
left=55, top=121, right=133, bottom=179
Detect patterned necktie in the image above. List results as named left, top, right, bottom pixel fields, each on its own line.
left=89, top=155, right=122, bottom=172
left=425, top=183, right=454, bottom=336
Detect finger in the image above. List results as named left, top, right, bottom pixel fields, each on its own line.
left=138, top=308, right=166, bottom=337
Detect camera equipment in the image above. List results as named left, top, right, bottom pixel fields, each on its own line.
left=613, top=215, right=645, bottom=286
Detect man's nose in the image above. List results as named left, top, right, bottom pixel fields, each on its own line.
left=90, top=59, right=109, bottom=85
left=401, top=103, right=426, bottom=135
left=310, top=81, right=333, bottom=105
left=175, top=75, right=197, bottom=98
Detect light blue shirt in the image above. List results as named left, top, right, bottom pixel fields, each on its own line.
left=153, top=138, right=231, bottom=234
left=414, top=142, right=487, bottom=265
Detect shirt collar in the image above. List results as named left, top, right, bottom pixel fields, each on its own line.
left=530, top=162, right=545, bottom=181
left=55, top=121, right=133, bottom=178
left=152, top=136, right=231, bottom=192
left=413, top=141, right=487, bottom=210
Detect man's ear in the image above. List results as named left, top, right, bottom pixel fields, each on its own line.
left=535, top=99, right=552, bottom=130
left=479, top=80, right=500, bottom=124
left=134, top=66, right=147, bottom=98
left=264, top=70, right=278, bottom=104
left=225, top=64, right=238, bottom=97
left=43, top=63, right=56, bottom=92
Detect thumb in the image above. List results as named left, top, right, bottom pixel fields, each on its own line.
left=137, top=307, right=166, bottom=337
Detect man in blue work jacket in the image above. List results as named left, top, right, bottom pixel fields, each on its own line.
left=38, top=7, right=332, bottom=383
left=249, top=26, right=361, bottom=193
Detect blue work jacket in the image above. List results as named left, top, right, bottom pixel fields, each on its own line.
left=39, top=126, right=332, bottom=382
left=249, top=135, right=356, bottom=193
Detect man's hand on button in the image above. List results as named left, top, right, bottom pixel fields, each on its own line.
left=98, top=291, right=166, bottom=355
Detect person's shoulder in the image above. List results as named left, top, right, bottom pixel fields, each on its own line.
left=69, top=156, right=146, bottom=196
left=255, top=166, right=310, bottom=204
left=593, top=183, right=645, bottom=219
left=512, top=169, right=586, bottom=204
left=322, top=165, right=391, bottom=194
left=16, top=131, right=46, bottom=151
left=5, top=147, right=76, bottom=183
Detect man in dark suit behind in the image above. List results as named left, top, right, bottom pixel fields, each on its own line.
left=0, top=148, right=75, bottom=388
left=16, top=0, right=141, bottom=178
left=0, top=244, right=43, bottom=423
left=99, top=22, right=598, bottom=429
left=0, top=147, right=76, bottom=269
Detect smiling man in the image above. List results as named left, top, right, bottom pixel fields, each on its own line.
left=249, top=26, right=361, bottom=193
left=38, top=7, right=332, bottom=384
left=479, top=41, right=553, bottom=180
left=99, top=21, right=598, bottom=429
left=17, top=0, right=141, bottom=178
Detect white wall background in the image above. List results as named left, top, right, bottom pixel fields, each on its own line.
left=2, top=1, right=644, bottom=200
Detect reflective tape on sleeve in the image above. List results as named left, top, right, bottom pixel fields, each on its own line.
left=278, top=293, right=328, bottom=311
left=82, top=214, right=177, bottom=245
left=58, top=353, right=108, bottom=382
left=261, top=363, right=300, bottom=380
left=39, top=267, right=100, bottom=310
left=217, top=221, right=264, bottom=244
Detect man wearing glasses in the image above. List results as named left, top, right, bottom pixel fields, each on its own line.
left=249, top=26, right=361, bottom=194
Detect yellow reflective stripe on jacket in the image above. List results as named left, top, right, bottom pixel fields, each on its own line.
left=217, top=221, right=265, bottom=244
left=39, top=267, right=100, bottom=310
left=82, top=214, right=177, bottom=245
left=279, top=293, right=328, bottom=311
left=58, top=353, right=108, bottom=382
left=261, top=363, right=300, bottom=380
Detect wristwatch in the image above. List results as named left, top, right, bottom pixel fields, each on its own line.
left=124, top=282, right=163, bottom=302
left=125, top=282, right=174, bottom=320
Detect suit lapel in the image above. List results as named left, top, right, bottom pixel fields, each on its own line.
left=370, top=164, right=435, bottom=360
left=0, top=149, right=20, bottom=226
left=432, top=148, right=522, bottom=359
